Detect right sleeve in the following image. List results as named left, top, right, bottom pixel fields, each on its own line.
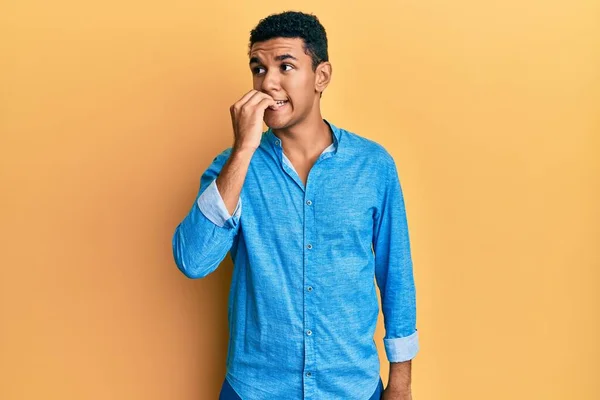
left=197, top=179, right=242, bottom=228
left=172, top=147, right=242, bottom=279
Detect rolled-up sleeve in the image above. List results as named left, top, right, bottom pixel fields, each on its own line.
left=197, top=178, right=242, bottom=228
left=373, top=156, right=419, bottom=362
left=172, top=147, right=242, bottom=279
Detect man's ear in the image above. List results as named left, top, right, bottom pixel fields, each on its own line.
left=315, top=61, right=332, bottom=96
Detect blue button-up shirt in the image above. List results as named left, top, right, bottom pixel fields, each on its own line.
left=172, top=119, right=419, bottom=400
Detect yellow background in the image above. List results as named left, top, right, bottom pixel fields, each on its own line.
left=1, top=1, right=598, bottom=399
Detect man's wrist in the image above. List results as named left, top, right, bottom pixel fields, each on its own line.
left=386, top=385, right=412, bottom=394
left=388, top=360, right=412, bottom=392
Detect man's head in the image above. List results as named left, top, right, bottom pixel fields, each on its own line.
left=248, top=11, right=332, bottom=130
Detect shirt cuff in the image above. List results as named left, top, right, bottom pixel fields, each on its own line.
left=196, top=178, right=241, bottom=228
left=384, top=330, right=420, bottom=362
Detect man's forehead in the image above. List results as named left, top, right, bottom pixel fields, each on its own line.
left=249, top=38, right=306, bottom=59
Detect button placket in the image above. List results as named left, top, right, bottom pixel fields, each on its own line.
left=303, top=180, right=317, bottom=393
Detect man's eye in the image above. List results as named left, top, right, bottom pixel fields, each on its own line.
left=282, top=64, right=293, bottom=71
left=253, top=67, right=265, bottom=74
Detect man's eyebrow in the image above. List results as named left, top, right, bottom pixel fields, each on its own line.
left=275, top=54, right=298, bottom=62
left=249, top=54, right=298, bottom=65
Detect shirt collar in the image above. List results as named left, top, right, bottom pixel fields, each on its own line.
left=265, top=119, right=341, bottom=154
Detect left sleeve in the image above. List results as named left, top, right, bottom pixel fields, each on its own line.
left=372, top=157, right=420, bottom=362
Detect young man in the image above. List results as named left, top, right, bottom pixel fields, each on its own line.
left=172, top=11, right=419, bottom=400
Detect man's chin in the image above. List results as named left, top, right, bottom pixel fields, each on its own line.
left=264, top=116, right=291, bottom=130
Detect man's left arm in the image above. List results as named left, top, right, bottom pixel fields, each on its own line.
left=388, top=360, right=412, bottom=397
left=372, top=156, right=419, bottom=397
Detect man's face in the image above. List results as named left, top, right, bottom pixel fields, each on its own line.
left=249, top=37, right=317, bottom=129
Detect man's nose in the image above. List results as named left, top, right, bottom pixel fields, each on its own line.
left=260, top=69, right=280, bottom=93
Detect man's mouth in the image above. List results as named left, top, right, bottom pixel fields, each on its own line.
left=268, top=100, right=289, bottom=111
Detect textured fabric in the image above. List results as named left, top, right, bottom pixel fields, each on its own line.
left=172, top=119, right=419, bottom=400
left=219, top=375, right=385, bottom=400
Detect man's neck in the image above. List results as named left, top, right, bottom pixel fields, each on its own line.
left=272, top=114, right=333, bottom=160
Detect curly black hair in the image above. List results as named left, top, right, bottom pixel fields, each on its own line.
left=248, top=11, right=329, bottom=72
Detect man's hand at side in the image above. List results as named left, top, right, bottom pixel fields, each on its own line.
left=383, top=360, right=413, bottom=400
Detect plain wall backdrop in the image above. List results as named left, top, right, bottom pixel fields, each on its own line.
left=1, top=0, right=599, bottom=399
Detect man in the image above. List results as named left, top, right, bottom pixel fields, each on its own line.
left=172, top=11, right=419, bottom=400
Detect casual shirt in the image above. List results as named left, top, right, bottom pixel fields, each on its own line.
left=172, top=119, right=419, bottom=400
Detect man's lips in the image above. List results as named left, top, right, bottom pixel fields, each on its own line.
left=267, top=100, right=289, bottom=111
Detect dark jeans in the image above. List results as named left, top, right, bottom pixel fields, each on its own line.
left=219, top=376, right=384, bottom=400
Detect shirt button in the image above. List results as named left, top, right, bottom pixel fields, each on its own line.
left=307, top=244, right=312, bottom=249
left=306, top=372, right=312, bottom=377
left=306, top=200, right=312, bottom=205
left=275, top=140, right=280, bottom=146
left=306, top=329, right=312, bottom=336
left=307, top=286, right=313, bottom=291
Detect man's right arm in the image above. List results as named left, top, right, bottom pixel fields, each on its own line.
left=216, top=147, right=255, bottom=216
left=173, top=88, right=275, bottom=278
left=172, top=147, right=254, bottom=279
